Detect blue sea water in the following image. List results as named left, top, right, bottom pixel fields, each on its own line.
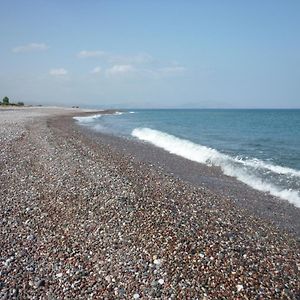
left=74, top=109, right=300, bottom=207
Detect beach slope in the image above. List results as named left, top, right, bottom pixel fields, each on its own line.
left=0, top=108, right=299, bottom=299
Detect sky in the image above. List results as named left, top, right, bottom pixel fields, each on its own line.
left=0, top=0, right=299, bottom=108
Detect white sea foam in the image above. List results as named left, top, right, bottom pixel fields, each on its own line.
left=114, top=111, right=124, bottom=115
left=237, top=158, right=300, bottom=178
left=73, top=111, right=124, bottom=123
left=132, top=128, right=300, bottom=207
left=73, top=114, right=103, bottom=123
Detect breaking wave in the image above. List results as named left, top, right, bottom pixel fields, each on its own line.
left=114, top=111, right=124, bottom=115
left=73, top=114, right=103, bottom=123
left=132, top=128, right=300, bottom=207
left=73, top=111, right=126, bottom=123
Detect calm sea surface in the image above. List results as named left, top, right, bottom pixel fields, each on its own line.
left=74, top=109, right=300, bottom=207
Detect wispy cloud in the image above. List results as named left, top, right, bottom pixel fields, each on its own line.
left=158, top=66, right=186, bottom=76
left=12, top=43, right=48, bottom=53
left=90, top=66, right=102, bottom=74
left=105, top=64, right=186, bottom=78
left=78, top=50, right=153, bottom=64
left=109, top=53, right=153, bottom=64
left=78, top=49, right=186, bottom=78
left=106, top=64, right=136, bottom=76
left=49, top=68, right=68, bottom=76
left=77, top=50, right=106, bottom=58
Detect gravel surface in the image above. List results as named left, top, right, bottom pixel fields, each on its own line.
left=0, top=108, right=299, bottom=299
left=82, top=127, right=300, bottom=238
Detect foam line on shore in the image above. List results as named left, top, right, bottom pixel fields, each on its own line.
left=132, top=127, right=300, bottom=207
left=237, top=158, right=300, bottom=177
left=73, top=114, right=103, bottom=123
left=73, top=111, right=126, bottom=124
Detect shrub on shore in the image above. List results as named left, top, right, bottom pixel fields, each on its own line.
left=2, top=96, right=9, bottom=105
left=1, top=96, right=24, bottom=106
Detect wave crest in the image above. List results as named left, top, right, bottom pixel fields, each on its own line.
left=132, top=127, right=300, bottom=207
left=73, top=114, right=103, bottom=123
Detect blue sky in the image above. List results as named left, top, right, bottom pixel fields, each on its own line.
left=0, top=0, right=299, bottom=108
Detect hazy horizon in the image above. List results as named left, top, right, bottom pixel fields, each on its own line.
left=1, top=1, right=299, bottom=109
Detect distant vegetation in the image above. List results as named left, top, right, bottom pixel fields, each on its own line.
left=0, top=96, right=24, bottom=106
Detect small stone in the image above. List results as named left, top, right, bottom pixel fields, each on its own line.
left=158, top=278, right=164, bottom=285
left=133, top=293, right=140, bottom=299
left=56, top=273, right=63, bottom=278
left=25, top=265, right=35, bottom=272
left=118, top=287, right=126, bottom=297
left=151, top=280, right=158, bottom=287
left=236, top=284, right=243, bottom=292
left=3, top=257, right=14, bottom=267
left=27, top=234, right=36, bottom=241
left=36, top=279, right=46, bottom=288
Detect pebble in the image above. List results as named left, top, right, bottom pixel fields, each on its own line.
left=0, top=108, right=299, bottom=299
left=26, top=234, right=36, bottom=241
left=236, top=284, right=244, bottom=292
left=36, top=279, right=46, bottom=288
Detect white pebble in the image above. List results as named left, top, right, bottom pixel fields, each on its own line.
left=158, top=278, right=164, bottom=285
left=133, top=293, right=140, bottom=299
left=236, top=284, right=243, bottom=292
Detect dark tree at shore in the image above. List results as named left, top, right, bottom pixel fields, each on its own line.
left=2, top=96, right=9, bottom=105
left=1, top=97, right=24, bottom=106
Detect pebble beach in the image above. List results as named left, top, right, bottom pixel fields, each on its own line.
left=0, top=107, right=299, bottom=299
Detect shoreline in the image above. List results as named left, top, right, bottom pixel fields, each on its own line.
left=73, top=114, right=300, bottom=238
left=1, top=108, right=299, bottom=298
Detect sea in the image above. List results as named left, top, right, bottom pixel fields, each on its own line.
left=74, top=109, right=300, bottom=208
